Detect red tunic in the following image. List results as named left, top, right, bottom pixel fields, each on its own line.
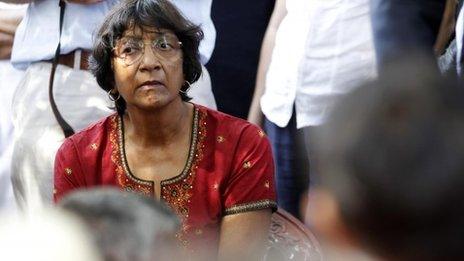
left=54, top=104, right=277, bottom=256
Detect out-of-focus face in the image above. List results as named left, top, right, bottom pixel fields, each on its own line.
left=112, top=26, right=184, bottom=112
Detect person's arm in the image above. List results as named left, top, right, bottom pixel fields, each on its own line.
left=218, top=209, right=272, bottom=261
left=434, top=0, right=458, bottom=55
left=0, top=9, right=23, bottom=60
left=0, top=1, right=31, bottom=3
left=247, top=0, right=287, bottom=126
left=0, top=29, right=14, bottom=60
left=218, top=124, right=277, bottom=260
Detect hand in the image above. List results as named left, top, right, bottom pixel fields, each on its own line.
left=0, top=12, right=21, bottom=60
left=0, top=31, right=14, bottom=60
left=64, top=0, right=104, bottom=4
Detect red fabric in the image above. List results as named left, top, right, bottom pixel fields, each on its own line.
left=54, top=104, right=276, bottom=254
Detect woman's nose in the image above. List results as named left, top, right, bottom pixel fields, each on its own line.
left=139, top=44, right=162, bottom=71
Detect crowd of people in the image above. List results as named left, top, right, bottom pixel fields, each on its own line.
left=0, top=0, right=463, bottom=260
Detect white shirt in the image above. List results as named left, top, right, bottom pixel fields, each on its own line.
left=261, top=0, right=377, bottom=128
left=0, top=3, right=27, bottom=215
left=11, top=0, right=215, bottom=69
left=456, top=6, right=463, bottom=76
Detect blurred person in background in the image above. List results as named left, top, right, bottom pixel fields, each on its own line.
left=54, top=0, right=276, bottom=260
left=456, top=0, right=463, bottom=77
left=0, top=208, right=102, bottom=261
left=0, top=3, right=26, bottom=214
left=248, top=0, right=376, bottom=219
left=369, top=0, right=446, bottom=73
left=435, top=0, right=460, bottom=77
left=373, top=0, right=464, bottom=79
left=207, top=0, right=275, bottom=119
left=5, top=0, right=119, bottom=213
left=3, top=0, right=216, bottom=212
left=306, top=61, right=464, bottom=261
left=60, top=188, right=179, bottom=261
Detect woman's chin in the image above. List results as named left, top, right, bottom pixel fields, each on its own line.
left=134, top=97, right=178, bottom=111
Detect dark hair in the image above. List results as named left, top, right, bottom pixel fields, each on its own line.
left=314, top=60, right=464, bottom=260
left=90, top=0, right=204, bottom=114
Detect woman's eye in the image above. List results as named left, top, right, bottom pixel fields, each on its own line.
left=121, top=42, right=141, bottom=54
left=122, top=47, right=133, bottom=53
left=156, top=40, right=173, bottom=51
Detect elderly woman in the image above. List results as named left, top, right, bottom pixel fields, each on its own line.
left=53, top=0, right=276, bottom=259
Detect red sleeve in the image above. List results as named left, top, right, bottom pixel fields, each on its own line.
left=222, top=124, right=277, bottom=215
left=53, top=138, right=86, bottom=203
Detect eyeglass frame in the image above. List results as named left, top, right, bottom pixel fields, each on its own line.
left=111, top=34, right=183, bottom=66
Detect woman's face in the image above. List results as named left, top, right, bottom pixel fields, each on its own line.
left=112, top=26, right=184, bottom=111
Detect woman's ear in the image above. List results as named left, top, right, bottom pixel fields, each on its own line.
left=303, top=188, right=359, bottom=249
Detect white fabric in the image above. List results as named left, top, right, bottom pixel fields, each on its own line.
left=261, top=0, right=377, bottom=128
left=456, top=6, right=463, bottom=76
left=11, top=0, right=118, bottom=70
left=0, top=210, right=102, bottom=261
left=11, top=63, right=112, bottom=211
left=174, top=0, right=216, bottom=64
left=11, top=0, right=216, bottom=69
left=0, top=62, right=24, bottom=215
left=190, top=65, right=217, bottom=109
left=0, top=3, right=27, bottom=215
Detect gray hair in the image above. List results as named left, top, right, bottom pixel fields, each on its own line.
left=59, top=187, right=179, bottom=261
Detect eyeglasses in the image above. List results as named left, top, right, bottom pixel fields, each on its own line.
left=113, top=34, right=183, bottom=66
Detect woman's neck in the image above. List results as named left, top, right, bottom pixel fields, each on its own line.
left=123, top=100, right=193, bottom=147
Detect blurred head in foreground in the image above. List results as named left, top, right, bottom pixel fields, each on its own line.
left=0, top=209, right=101, bottom=261
left=59, top=188, right=179, bottom=261
left=307, top=61, right=464, bottom=261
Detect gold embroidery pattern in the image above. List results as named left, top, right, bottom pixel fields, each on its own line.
left=64, top=168, right=73, bottom=176
left=90, top=143, right=98, bottom=150
left=243, top=161, right=252, bottom=169
left=109, top=115, right=153, bottom=197
left=161, top=107, right=206, bottom=248
left=223, top=199, right=277, bottom=216
left=216, top=135, right=225, bottom=143
left=264, top=180, right=270, bottom=188
left=118, top=116, right=153, bottom=196
left=194, top=228, right=203, bottom=235
left=258, top=130, right=266, bottom=137
left=109, top=115, right=126, bottom=188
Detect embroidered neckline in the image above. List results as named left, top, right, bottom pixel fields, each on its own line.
left=117, top=106, right=200, bottom=189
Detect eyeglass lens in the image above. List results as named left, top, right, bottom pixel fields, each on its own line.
left=114, top=34, right=182, bottom=65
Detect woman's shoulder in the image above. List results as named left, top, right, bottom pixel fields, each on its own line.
left=195, top=103, right=265, bottom=139
left=64, top=113, right=117, bottom=148
left=196, top=103, right=259, bottom=127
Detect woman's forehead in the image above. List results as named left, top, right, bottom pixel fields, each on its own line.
left=122, top=26, right=176, bottom=38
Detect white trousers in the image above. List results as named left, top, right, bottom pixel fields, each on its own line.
left=11, top=62, right=216, bottom=212
left=0, top=61, right=25, bottom=215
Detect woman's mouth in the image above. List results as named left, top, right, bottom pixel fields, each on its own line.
left=138, top=80, right=164, bottom=91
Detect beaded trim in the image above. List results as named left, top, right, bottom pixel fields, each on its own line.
left=161, top=107, right=199, bottom=185
left=109, top=115, right=129, bottom=187
left=110, top=115, right=153, bottom=196
left=223, top=199, right=277, bottom=216
left=161, top=106, right=206, bottom=248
